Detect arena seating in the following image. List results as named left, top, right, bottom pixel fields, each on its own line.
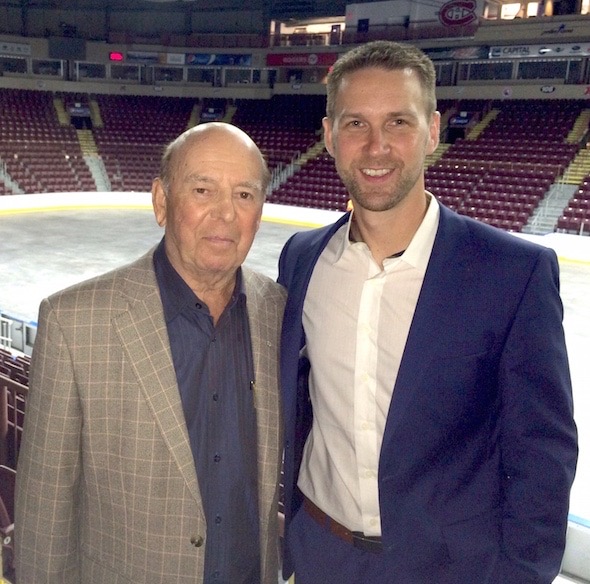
left=557, top=175, right=590, bottom=235
left=1, top=88, right=589, bottom=235
left=424, top=99, right=586, bottom=231
left=268, top=150, right=348, bottom=210
left=0, top=88, right=95, bottom=194
left=232, top=95, right=326, bottom=170
left=0, top=464, right=16, bottom=580
left=92, top=94, right=196, bottom=192
left=0, top=348, right=27, bottom=579
left=0, top=350, right=29, bottom=387
left=425, top=160, right=555, bottom=231
left=0, top=349, right=29, bottom=471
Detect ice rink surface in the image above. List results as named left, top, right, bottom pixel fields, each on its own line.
left=1, top=192, right=589, bottom=528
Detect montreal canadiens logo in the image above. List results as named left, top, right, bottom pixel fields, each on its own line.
left=439, top=0, right=478, bottom=26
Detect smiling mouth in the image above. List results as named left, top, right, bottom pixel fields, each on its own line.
left=361, top=168, right=391, bottom=177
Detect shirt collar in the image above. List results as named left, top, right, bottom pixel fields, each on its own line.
left=395, top=193, right=439, bottom=274
left=153, top=237, right=245, bottom=324
left=335, top=193, right=440, bottom=275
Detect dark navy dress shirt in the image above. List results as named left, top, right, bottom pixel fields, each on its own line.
left=154, top=238, right=260, bottom=584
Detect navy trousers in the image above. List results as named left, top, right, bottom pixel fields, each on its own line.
left=286, top=504, right=387, bottom=584
left=286, top=504, right=506, bottom=584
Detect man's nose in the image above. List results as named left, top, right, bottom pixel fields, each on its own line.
left=210, top=191, right=237, bottom=221
left=366, top=127, right=391, bottom=156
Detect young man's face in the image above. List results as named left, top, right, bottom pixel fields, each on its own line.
left=323, top=66, right=440, bottom=214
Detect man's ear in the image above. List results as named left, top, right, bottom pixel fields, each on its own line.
left=427, top=111, right=441, bottom=155
left=152, top=178, right=168, bottom=227
left=322, top=116, right=335, bottom=159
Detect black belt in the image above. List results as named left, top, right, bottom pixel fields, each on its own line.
left=303, top=496, right=383, bottom=554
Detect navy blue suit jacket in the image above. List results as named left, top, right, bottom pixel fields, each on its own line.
left=278, top=204, right=577, bottom=583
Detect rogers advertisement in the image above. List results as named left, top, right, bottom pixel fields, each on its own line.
left=266, top=53, right=339, bottom=67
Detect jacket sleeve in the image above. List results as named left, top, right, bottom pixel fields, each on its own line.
left=497, top=247, right=578, bottom=583
left=15, top=297, right=82, bottom=584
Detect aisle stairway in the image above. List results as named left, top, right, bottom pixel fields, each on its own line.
left=561, top=148, right=590, bottom=186
left=522, top=183, right=578, bottom=234
left=53, top=96, right=70, bottom=125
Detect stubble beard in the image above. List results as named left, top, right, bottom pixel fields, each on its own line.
left=338, top=163, right=422, bottom=213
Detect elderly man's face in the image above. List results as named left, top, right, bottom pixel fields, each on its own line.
left=152, top=129, right=265, bottom=286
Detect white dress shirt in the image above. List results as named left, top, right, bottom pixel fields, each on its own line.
left=298, top=194, right=440, bottom=536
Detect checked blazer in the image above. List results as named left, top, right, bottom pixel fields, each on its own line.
left=15, top=247, right=286, bottom=584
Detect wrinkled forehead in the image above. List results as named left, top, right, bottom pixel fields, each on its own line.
left=170, top=133, right=266, bottom=190
left=176, top=130, right=254, bottom=166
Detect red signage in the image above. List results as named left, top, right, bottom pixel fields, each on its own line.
left=439, top=0, right=478, bottom=26
left=266, top=53, right=339, bottom=67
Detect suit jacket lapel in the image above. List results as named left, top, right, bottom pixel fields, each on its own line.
left=240, top=268, right=282, bottom=456
left=281, top=213, right=349, bottom=357
left=112, top=252, right=202, bottom=506
left=243, top=269, right=284, bottom=581
left=280, top=214, right=350, bottom=424
left=289, top=214, right=350, bottom=310
left=245, top=273, right=275, bottom=462
left=382, top=206, right=470, bottom=443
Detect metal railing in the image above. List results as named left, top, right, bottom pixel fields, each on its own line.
left=0, top=319, right=12, bottom=351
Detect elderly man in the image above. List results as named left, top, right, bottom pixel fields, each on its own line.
left=15, top=122, right=286, bottom=584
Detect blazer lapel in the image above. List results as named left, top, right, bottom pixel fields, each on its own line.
left=243, top=269, right=283, bottom=496
left=245, top=274, right=276, bottom=465
left=281, top=213, right=349, bottom=355
left=382, top=206, right=471, bottom=443
left=112, top=253, right=202, bottom=506
left=243, top=269, right=284, bottom=581
left=287, top=213, right=350, bottom=311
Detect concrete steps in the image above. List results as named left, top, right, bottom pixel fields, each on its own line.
left=522, top=183, right=577, bottom=235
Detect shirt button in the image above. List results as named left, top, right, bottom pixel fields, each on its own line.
left=214, top=454, right=221, bottom=462
left=190, top=535, right=204, bottom=547
left=212, top=393, right=219, bottom=401
left=215, top=515, right=222, bottom=524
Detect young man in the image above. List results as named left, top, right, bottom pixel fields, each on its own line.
left=16, top=122, right=286, bottom=584
left=279, top=41, right=577, bottom=584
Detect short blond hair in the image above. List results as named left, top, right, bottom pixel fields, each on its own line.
left=326, top=40, right=437, bottom=120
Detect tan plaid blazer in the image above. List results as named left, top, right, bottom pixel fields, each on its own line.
left=15, top=248, right=286, bottom=584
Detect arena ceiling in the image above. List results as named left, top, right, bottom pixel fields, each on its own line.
left=0, top=0, right=354, bottom=20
